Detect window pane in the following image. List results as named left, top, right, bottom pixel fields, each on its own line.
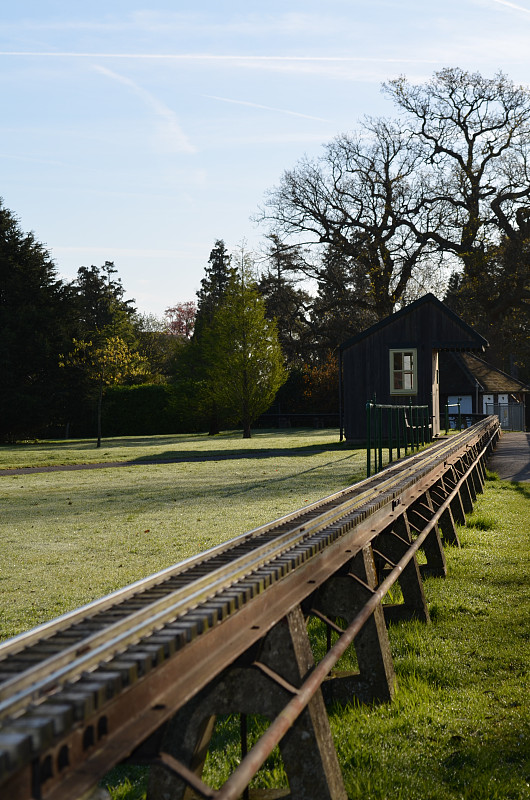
left=390, top=348, right=417, bottom=394
left=393, top=352, right=403, bottom=370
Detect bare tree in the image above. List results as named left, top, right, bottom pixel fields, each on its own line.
left=260, top=117, right=439, bottom=319
left=384, top=68, right=530, bottom=314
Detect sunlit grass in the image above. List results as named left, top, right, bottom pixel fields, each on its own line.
left=330, top=476, right=530, bottom=800
left=105, top=476, right=529, bottom=800
left=0, top=430, right=363, bottom=638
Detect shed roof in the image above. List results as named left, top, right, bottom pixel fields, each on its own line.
left=339, top=293, right=488, bottom=353
left=458, top=352, right=530, bottom=394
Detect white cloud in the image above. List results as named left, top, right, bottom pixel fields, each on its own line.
left=204, top=94, right=331, bottom=122
left=0, top=51, right=444, bottom=85
left=488, top=0, right=530, bottom=12
left=93, top=65, right=196, bottom=154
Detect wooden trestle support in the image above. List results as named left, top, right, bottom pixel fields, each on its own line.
left=143, top=425, right=497, bottom=800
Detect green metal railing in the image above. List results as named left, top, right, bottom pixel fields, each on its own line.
left=366, top=399, right=431, bottom=476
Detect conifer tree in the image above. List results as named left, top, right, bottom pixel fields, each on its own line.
left=0, top=200, right=70, bottom=440
left=204, top=249, right=287, bottom=438
left=194, top=239, right=235, bottom=337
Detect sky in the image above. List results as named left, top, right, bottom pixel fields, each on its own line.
left=1, top=0, right=530, bottom=317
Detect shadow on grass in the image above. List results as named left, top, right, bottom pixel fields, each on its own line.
left=439, top=724, right=529, bottom=797
left=132, top=441, right=354, bottom=465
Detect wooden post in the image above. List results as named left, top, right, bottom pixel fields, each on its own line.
left=374, top=513, right=430, bottom=624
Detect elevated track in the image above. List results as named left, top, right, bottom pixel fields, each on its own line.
left=0, top=417, right=500, bottom=800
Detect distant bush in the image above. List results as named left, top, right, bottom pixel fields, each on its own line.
left=101, top=384, right=204, bottom=436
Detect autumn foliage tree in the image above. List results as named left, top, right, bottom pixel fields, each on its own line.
left=165, top=301, right=197, bottom=338
left=302, top=351, right=339, bottom=413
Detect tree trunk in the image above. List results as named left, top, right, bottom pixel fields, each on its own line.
left=208, top=401, right=220, bottom=436
left=96, top=380, right=103, bottom=448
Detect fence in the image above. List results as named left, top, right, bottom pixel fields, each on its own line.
left=366, top=399, right=431, bottom=476
left=486, top=403, right=525, bottom=431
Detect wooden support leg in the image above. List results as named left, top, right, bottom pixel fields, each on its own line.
left=147, top=607, right=348, bottom=800
left=470, top=453, right=485, bottom=495
left=459, top=451, right=476, bottom=503
left=444, top=466, right=467, bottom=526
left=260, top=609, right=348, bottom=800
left=460, top=476, right=474, bottom=513
left=475, top=457, right=486, bottom=490
left=463, top=455, right=478, bottom=503
left=408, top=493, right=447, bottom=578
left=312, top=545, right=396, bottom=705
left=373, top=513, right=430, bottom=624
left=439, top=506, right=459, bottom=547
left=428, top=479, right=460, bottom=547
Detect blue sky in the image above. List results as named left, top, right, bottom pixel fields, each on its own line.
left=2, top=0, right=530, bottom=316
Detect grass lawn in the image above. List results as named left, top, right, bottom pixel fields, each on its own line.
left=0, top=429, right=363, bottom=638
left=0, top=429, right=349, bottom=469
left=0, top=432, right=528, bottom=799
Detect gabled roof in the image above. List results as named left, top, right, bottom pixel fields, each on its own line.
left=339, top=293, right=488, bottom=352
left=459, top=352, right=530, bottom=394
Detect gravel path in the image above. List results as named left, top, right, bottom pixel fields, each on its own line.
left=488, top=431, right=530, bottom=482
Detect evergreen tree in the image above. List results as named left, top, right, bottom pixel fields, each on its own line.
left=258, top=234, right=312, bottom=367
left=204, top=251, right=287, bottom=438
left=69, top=261, right=137, bottom=345
left=445, top=237, right=530, bottom=384
left=194, top=239, right=235, bottom=337
left=310, top=246, right=378, bottom=359
left=0, top=200, right=70, bottom=440
left=190, top=240, right=237, bottom=434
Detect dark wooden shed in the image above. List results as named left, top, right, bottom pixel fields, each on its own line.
left=339, top=293, right=488, bottom=441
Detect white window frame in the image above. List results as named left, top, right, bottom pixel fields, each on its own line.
left=389, top=348, right=418, bottom=395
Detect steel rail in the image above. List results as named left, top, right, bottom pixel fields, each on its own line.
left=0, top=445, right=430, bottom=660
left=0, top=423, right=485, bottom=662
left=0, top=421, right=496, bottom=723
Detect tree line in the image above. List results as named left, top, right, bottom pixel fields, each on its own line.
left=1, top=67, right=528, bottom=442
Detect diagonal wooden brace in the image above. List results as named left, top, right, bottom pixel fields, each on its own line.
left=373, top=513, right=430, bottom=624
left=147, top=607, right=348, bottom=800
left=310, top=546, right=396, bottom=705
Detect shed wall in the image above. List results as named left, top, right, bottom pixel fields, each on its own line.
left=341, top=300, right=485, bottom=440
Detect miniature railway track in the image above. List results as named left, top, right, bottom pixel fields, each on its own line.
left=0, top=418, right=500, bottom=800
